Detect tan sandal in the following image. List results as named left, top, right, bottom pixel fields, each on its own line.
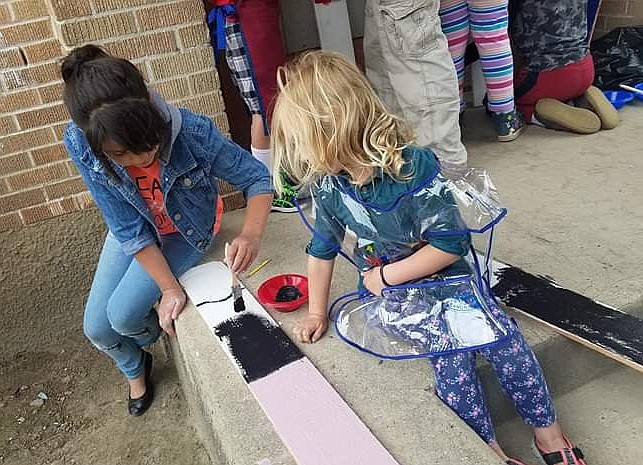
left=534, top=99, right=601, bottom=134
left=583, top=85, right=619, bottom=130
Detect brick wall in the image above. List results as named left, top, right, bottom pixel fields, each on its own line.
left=0, top=0, right=242, bottom=233
left=594, top=0, right=643, bottom=37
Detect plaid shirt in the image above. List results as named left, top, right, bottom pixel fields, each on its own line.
left=224, top=19, right=262, bottom=115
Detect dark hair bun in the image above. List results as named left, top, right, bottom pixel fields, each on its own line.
left=61, top=45, right=109, bottom=82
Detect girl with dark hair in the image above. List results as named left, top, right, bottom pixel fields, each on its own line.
left=61, top=45, right=273, bottom=416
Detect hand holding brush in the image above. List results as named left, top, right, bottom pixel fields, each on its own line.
left=225, top=242, right=247, bottom=313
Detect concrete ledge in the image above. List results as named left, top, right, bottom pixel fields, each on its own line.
left=170, top=210, right=502, bottom=465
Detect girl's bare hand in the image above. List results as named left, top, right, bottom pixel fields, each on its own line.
left=294, top=314, right=328, bottom=343
left=157, top=287, right=187, bottom=336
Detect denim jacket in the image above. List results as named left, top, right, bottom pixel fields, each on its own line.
left=63, top=108, right=273, bottom=255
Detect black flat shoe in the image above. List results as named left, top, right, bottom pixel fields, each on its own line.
left=128, top=351, right=154, bottom=417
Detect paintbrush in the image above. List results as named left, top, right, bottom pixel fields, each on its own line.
left=225, top=243, right=246, bottom=313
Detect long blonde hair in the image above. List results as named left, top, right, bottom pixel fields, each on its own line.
left=271, top=51, right=413, bottom=194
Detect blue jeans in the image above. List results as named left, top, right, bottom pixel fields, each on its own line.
left=83, top=232, right=205, bottom=379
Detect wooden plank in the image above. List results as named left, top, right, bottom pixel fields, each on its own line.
left=313, top=0, right=356, bottom=63
left=490, top=259, right=643, bottom=373
left=179, top=262, right=401, bottom=465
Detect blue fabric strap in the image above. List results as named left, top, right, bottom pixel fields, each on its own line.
left=206, top=5, right=237, bottom=62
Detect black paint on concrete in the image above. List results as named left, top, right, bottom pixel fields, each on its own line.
left=214, top=313, right=304, bottom=383
left=493, top=265, right=643, bottom=368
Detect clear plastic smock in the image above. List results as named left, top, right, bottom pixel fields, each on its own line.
left=295, top=157, right=510, bottom=359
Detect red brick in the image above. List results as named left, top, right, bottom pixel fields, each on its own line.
left=38, top=82, right=65, bottom=104
left=189, top=69, right=220, bottom=95
left=22, top=40, right=64, bottom=65
left=93, top=0, right=163, bottom=13
left=0, top=116, right=18, bottom=137
left=44, top=177, right=85, bottom=199
left=65, top=159, right=78, bottom=176
left=0, top=152, right=33, bottom=176
left=0, top=4, right=12, bottom=25
left=178, top=23, right=209, bottom=49
left=217, top=179, right=237, bottom=195
left=49, top=0, right=92, bottom=21
left=0, top=48, right=26, bottom=69
left=178, top=92, right=225, bottom=117
left=152, top=78, right=191, bottom=101
left=137, top=2, right=204, bottom=32
left=3, top=61, right=61, bottom=91
left=72, top=191, right=94, bottom=210
left=0, top=89, right=42, bottom=115
left=11, top=0, right=49, bottom=21
left=103, top=31, right=178, bottom=60
left=0, top=19, right=53, bottom=46
left=0, top=127, right=55, bottom=156
left=212, top=113, right=230, bottom=134
left=132, top=60, right=150, bottom=81
left=16, top=103, right=69, bottom=130
left=32, top=143, right=68, bottom=165
left=20, top=201, right=58, bottom=224
left=60, top=12, right=137, bottom=46
left=6, top=161, right=68, bottom=190
left=149, top=46, right=213, bottom=80
left=52, top=123, right=68, bottom=142
left=222, top=191, right=245, bottom=212
left=0, top=188, right=46, bottom=213
left=0, top=212, right=23, bottom=231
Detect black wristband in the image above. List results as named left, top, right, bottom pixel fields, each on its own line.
left=379, top=264, right=393, bottom=287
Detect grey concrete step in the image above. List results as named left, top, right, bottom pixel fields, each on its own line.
left=170, top=210, right=503, bottom=465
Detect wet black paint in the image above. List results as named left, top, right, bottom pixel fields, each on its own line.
left=196, top=294, right=232, bottom=307
left=276, top=285, right=302, bottom=302
left=493, top=266, right=643, bottom=367
left=214, top=313, right=304, bottom=383
left=233, top=296, right=246, bottom=313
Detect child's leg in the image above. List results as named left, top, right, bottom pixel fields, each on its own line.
left=480, top=328, right=586, bottom=460
left=236, top=0, right=285, bottom=167
left=438, top=0, right=470, bottom=112
left=365, top=0, right=467, bottom=170
left=513, top=67, right=540, bottom=122
left=479, top=328, right=564, bottom=444
left=430, top=351, right=497, bottom=444
left=83, top=233, right=204, bottom=380
left=515, top=55, right=606, bottom=133
left=468, top=0, right=514, bottom=114
left=364, top=0, right=404, bottom=117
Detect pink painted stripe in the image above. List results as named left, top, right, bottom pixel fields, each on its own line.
left=250, top=359, right=400, bottom=465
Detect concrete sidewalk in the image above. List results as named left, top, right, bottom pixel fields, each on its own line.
left=171, top=104, right=643, bottom=465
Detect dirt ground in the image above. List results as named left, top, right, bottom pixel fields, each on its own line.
left=0, top=341, right=211, bottom=465
left=1, top=208, right=211, bottom=465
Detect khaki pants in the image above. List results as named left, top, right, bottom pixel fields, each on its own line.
left=364, top=0, right=467, bottom=169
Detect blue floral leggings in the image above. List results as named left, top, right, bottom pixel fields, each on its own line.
left=430, top=327, right=557, bottom=443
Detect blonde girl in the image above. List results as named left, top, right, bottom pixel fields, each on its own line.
left=270, top=51, right=587, bottom=465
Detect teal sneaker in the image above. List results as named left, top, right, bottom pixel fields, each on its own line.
left=271, top=175, right=299, bottom=213
left=490, top=108, right=525, bottom=142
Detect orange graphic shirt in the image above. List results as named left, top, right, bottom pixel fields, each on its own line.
left=127, top=160, right=224, bottom=236
left=127, top=160, right=178, bottom=235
